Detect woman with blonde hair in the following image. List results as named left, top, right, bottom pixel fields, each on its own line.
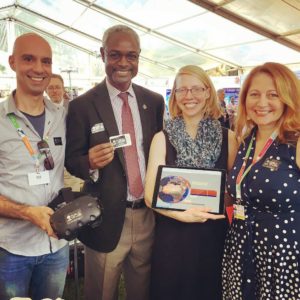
left=145, top=65, right=238, bottom=300
left=222, top=62, right=300, bottom=300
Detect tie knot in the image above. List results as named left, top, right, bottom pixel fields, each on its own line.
left=119, top=92, right=129, bottom=103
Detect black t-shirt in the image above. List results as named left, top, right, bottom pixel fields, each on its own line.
left=21, top=110, right=45, bottom=138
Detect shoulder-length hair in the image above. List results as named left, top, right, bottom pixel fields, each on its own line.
left=168, top=65, right=222, bottom=119
left=235, top=62, right=300, bottom=143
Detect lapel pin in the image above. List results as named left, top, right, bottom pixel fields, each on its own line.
left=143, top=104, right=147, bottom=110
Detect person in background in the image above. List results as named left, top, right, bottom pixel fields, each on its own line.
left=65, top=25, right=165, bottom=300
left=46, top=73, right=83, bottom=192
left=217, top=88, right=230, bottom=128
left=222, top=62, right=300, bottom=300
left=46, top=74, right=67, bottom=107
left=0, top=33, right=68, bottom=300
left=144, top=65, right=238, bottom=300
left=227, top=95, right=237, bottom=130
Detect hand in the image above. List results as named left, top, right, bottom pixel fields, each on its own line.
left=179, top=207, right=225, bottom=223
left=24, top=206, right=57, bottom=238
left=88, top=142, right=114, bottom=170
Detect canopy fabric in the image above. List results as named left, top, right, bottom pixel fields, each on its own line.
left=0, top=0, right=300, bottom=83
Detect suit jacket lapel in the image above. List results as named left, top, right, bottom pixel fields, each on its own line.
left=133, top=84, right=151, bottom=155
left=91, top=81, right=126, bottom=170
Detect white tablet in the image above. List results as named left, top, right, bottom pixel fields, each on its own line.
left=152, top=165, right=226, bottom=214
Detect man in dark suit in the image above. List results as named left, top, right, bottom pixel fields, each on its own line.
left=65, top=25, right=164, bottom=300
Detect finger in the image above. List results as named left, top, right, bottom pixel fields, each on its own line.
left=189, top=207, right=212, bottom=213
left=93, top=150, right=114, bottom=161
left=202, top=213, right=226, bottom=220
left=90, top=150, right=113, bottom=162
left=91, top=143, right=113, bottom=153
left=200, top=212, right=216, bottom=218
left=49, top=231, right=58, bottom=239
left=89, top=150, right=114, bottom=169
left=200, top=218, right=207, bottom=223
left=90, top=149, right=113, bottom=162
left=216, top=214, right=226, bottom=219
left=92, top=152, right=114, bottom=166
left=40, top=225, right=47, bottom=232
left=45, top=223, right=56, bottom=238
left=44, top=207, right=54, bottom=215
left=198, top=207, right=212, bottom=213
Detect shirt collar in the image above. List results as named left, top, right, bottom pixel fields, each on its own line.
left=105, top=78, right=134, bottom=100
left=4, top=90, right=59, bottom=115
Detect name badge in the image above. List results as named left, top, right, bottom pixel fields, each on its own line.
left=262, top=158, right=281, bottom=171
left=53, top=137, right=62, bottom=145
left=233, top=204, right=245, bottom=220
left=28, top=171, right=50, bottom=186
left=91, top=123, right=105, bottom=134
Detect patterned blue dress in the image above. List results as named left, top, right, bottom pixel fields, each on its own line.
left=222, top=130, right=300, bottom=300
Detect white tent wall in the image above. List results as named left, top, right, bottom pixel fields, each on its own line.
left=0, top=0, right=300, bottom=96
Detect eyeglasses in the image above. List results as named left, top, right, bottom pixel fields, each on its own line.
left=37, top=140, right=54, bottom=170
left=175, top=86, right=207, bottom=98
left=105, top=50, right=139, bottom=62
left=47, top=85, right=63, bottom=91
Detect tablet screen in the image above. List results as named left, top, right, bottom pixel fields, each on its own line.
left=152, top=165, right=226, bottom=214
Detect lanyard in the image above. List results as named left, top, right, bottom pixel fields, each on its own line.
left=8, top=113, right=40, bottom=172
left=235, top=130, right=278, bottom=201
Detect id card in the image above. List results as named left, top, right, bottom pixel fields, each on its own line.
left=233, top=204, right=245, bottom=220
left=28, top=171, right=50, bottom=186
left=109, top=134, right=132, bottom=149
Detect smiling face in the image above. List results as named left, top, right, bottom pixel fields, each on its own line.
left=9, top=34, right=52, bottom=98
left=100, top=31, right=140, bottom=91
left=46, top=77, right=64, bottom=104
left=175, top=74, right=210, bottom=120
left=246, top=72, right=285, bottom=131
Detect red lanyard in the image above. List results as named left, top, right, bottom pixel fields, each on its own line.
left=236, top=130, right=278, bottom=200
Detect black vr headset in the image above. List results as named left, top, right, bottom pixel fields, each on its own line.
left=49, top=188, right=102, bottom=241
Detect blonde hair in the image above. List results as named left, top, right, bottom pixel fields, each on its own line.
left=168, top=65, right=221, bottom=119
left=235, top=62, right=300, bottom=143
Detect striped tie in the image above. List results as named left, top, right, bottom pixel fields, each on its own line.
left=119, top=92, right=143, bottom=198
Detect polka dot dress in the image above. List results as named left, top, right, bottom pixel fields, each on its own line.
left=222, top=132, right=300, bottom=300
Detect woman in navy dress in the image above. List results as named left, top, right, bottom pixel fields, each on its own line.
left=145, top=65, right=238, bottom=300
left=222, top=62, right=300, bottom=300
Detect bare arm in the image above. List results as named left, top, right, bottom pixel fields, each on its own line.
left=145, top=132, right=225, bottom=223
left=145, top=132, right=166, bottom=208
left=224, top=129, right=239, bottom=207
left=227, top=129, right=239, bottom=171
left=0, top=195, right=56, bottom=238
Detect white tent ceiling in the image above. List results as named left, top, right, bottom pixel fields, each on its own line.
left=0, top=0, right=300, bottom=83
